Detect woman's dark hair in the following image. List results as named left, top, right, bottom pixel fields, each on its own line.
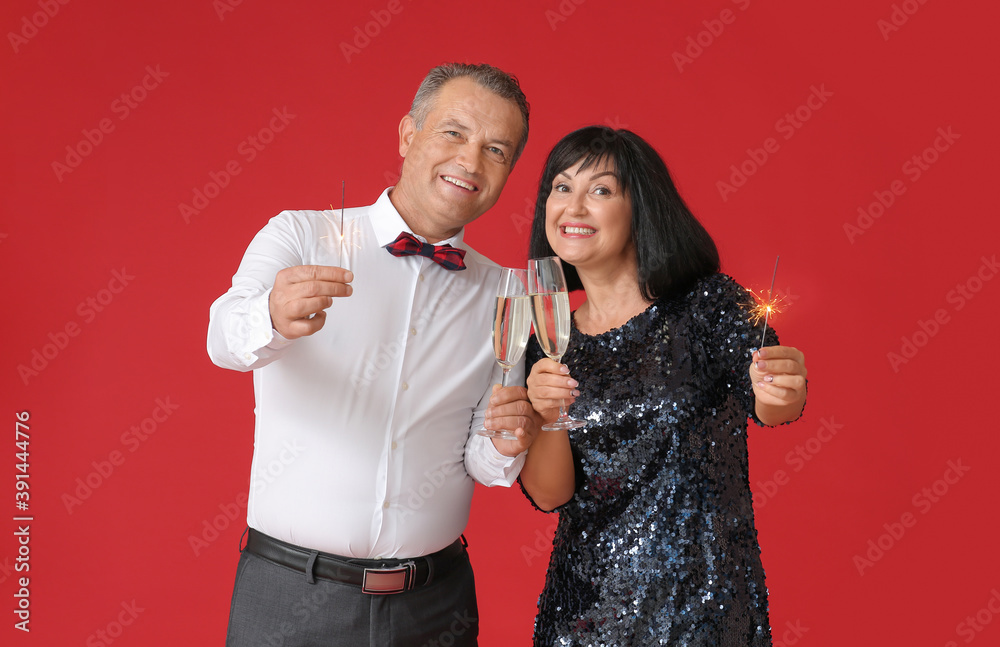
left=528, top=126, right=719, bottom=301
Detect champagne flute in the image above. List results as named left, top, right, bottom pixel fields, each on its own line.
left=528, top=257, right=586, bottom=431
left=477, top=268, right=532, bottom=440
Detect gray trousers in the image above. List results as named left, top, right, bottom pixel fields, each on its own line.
left=225, top=547, right=479, bottom=647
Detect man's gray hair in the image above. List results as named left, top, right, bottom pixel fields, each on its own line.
left=409, top=62, right=530, bottom=165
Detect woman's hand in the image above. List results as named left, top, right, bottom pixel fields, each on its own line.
left=526, top=358, right=580, bottom=425
left=750, top=346, right=808, bottom=425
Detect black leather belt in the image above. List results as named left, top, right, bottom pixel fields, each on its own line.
left=245, top=529, right=467, bottom=595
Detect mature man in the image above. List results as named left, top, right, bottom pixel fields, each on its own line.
left=207, top=63, right=534, bottom=646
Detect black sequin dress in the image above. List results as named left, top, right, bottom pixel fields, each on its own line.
left=523, top=273, right=782, bottom=647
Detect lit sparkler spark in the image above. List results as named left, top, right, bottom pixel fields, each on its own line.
left=752, top=256, right=781, bottom=348
left=319, top=181, right=359, bottom=270
left=749, top=289, right=785, bottom=325
left=339, top=225, right=362, bottom=255
left=339, top=180, right=345, bottom=266
left=320, top=207, right=343, bottom=256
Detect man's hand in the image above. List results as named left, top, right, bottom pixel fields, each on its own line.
left=269, top=265, right=353, bottom=339
left=484, top=385, right=542, bottom=456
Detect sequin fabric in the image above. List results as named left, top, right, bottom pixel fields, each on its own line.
left=523, top=273, right=781, bottom=647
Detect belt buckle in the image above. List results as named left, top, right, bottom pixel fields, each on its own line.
left=362, top=561, right=416, bottom=595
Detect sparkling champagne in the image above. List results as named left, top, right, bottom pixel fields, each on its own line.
left=531, top=291, right=571, bottom=360
left=493, top=295, right=531, bottom=370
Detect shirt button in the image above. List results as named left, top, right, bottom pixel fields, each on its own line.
left=418, top=274, right=425, bottom=282
left=383, top=501, right=390, bottom=509
left=243, top=353, right=253, bottom=360
left=409, top=327, right=417, bottom=336
left=401, top=382, right=409, bottom=391
left=391, top=441, right=398, bottom=450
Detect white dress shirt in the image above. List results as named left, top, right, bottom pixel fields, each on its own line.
left=207, top=188, right=525, bottom=558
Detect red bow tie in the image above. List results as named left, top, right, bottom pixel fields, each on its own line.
left=384, top=232, right=467, bottom=271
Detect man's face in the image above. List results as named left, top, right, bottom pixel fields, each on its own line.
left=392, top=77, right=524, bottom=242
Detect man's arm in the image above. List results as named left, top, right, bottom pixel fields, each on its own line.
left=206, top=211, right=352, bottom=371
left=463, top=363, right=533, bottom=487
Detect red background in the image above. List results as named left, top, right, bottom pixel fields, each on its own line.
left=3, top=0, right=999, bottom=645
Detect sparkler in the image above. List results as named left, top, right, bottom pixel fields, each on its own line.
left=751, top=255, right=781, bottom=349
left=323, top=180, right=355, bottom=271
left=339, top=180, right=345, bottom=268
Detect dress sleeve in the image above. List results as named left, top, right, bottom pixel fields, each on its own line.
left=516, top=453, right=585, bottom=514
left=689, top=273, right=780, bottom=426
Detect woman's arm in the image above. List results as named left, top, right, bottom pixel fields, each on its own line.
left=516, top=358, right=579, bottom=511
left=520, top=428, right=576, bottom=512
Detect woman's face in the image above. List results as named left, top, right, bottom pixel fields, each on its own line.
left=545, top=157, right=634, bottom=273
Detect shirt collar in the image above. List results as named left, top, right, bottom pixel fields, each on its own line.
left=370, top=188, right=467, bottom=249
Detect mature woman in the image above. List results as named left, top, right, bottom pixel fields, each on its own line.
left=511, top=126, right=807, bottom=645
